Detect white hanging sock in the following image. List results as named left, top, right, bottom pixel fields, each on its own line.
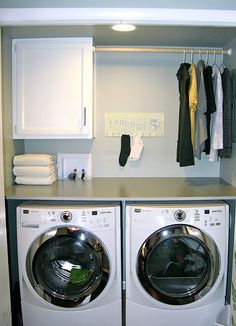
left=130, top=135, right=144, bottom=161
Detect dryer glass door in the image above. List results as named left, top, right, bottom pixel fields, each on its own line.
left=137, top=224, right=220, bottom=305
left=26, top=226, right=110, bottom=307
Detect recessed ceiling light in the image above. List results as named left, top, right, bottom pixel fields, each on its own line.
left=112, top=23, right=136, bottom=32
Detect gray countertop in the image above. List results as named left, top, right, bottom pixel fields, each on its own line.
left=5, top=177, right=236, bottom=201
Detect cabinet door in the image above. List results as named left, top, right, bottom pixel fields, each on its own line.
left=12, top=38, right=93, bottom=139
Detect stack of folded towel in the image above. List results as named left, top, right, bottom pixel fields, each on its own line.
left=13, top=154, right=57, bottom=185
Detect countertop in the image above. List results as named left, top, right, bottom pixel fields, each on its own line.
left=5, top=177, right=236, bottom=201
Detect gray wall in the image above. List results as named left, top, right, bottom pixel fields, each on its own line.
left=25, top=51, right=220, bottom=177
left=1, top=0, right=236, bottom=9
left=220, top=37, right=236, bottom=186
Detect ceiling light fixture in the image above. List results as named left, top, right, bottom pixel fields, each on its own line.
left=112, top=22, right=136, bottom=32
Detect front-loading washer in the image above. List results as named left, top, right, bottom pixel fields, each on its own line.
left=17, top=203, right=122, bottom=326
left=126, top=201, right=229, bottom=326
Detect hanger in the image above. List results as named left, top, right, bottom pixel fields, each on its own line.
left=212, top=50, right=220, bottom=70
left=213, top=50, right=216, bottom=65
left=191, top=48, right=194, bottom=64
left=198, top=48, right=202, bottom=61
left=206, top=49, right=209, bottom=66
left=183, top=48, right=186, bottom=63
left=219, top=49, right=225, bottom=72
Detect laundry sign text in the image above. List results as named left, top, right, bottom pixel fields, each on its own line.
left=105, top=112, right=164, bottom=137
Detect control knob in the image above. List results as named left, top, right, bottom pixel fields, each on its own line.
left=174, top=209, right=186, bottom=222
left=60, top=211, right=72, bottom=223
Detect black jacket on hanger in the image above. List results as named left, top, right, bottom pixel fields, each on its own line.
left=176, top=63, right=194, bottom=167
left=203, top=65, right=216, bottom=155
left=219, top=67, right=232, bottom=158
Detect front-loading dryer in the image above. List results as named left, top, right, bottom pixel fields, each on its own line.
left=126, top=202, right=229, bottom=326
left=17, top=203, right=122, bottom=326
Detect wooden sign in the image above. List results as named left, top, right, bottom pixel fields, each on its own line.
left=105, top=112, right=164, bottom=137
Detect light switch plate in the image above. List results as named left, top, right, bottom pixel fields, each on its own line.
left=57, top=153, right=92, bottom=180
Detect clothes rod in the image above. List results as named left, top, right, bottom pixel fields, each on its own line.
left=95, top=47, right=231, bottom=55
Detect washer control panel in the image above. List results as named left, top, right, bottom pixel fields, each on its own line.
left=20, top=206, right=116, bottom=230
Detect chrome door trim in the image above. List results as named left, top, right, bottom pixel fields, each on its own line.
left=26, top=226, right=110, bottom=307
left=137, top=224, right=220, bottom=305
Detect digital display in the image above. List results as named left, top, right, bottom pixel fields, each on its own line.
left=92, top=211, right=98, bottom=215
left=204, top=210, right=210, bottom=214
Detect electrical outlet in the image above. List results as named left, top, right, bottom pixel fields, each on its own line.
left=57, top=154, right=92, bottom=180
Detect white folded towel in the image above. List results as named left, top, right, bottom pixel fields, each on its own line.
left=13, top=154, right=55, bottom=166
left=15, top=173, right=57, bottom=185
left=13, top=165, right=57, bottom=177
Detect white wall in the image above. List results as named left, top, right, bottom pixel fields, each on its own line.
left=25, top=51, right=220, bottom=177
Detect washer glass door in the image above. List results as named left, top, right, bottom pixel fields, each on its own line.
left=137, top=225, right=220, bottom=305
left=26, top=226, right=110, bottom=307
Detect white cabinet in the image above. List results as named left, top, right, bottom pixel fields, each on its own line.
left=12, top=38, right=93, bottom=139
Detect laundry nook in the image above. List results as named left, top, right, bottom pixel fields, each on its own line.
left=2, top=1, right=236, bottom=326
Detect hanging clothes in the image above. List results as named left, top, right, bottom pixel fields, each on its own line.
left=218, top=67, right=233, bottom=158
left=176, top=63, right=194, bottom=167
left=203, top=66, right=216, bottom=155
left=194, top=60, right=207, bottom=160
left=188, top=64, right=198, bottom=148
left=209, top=66, right=223, bottom=161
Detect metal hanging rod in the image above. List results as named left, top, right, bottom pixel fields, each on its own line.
left=95, top=46, right=231, bottom=55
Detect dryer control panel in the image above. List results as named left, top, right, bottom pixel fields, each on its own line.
left=131, top=202, right=229, bottom=233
